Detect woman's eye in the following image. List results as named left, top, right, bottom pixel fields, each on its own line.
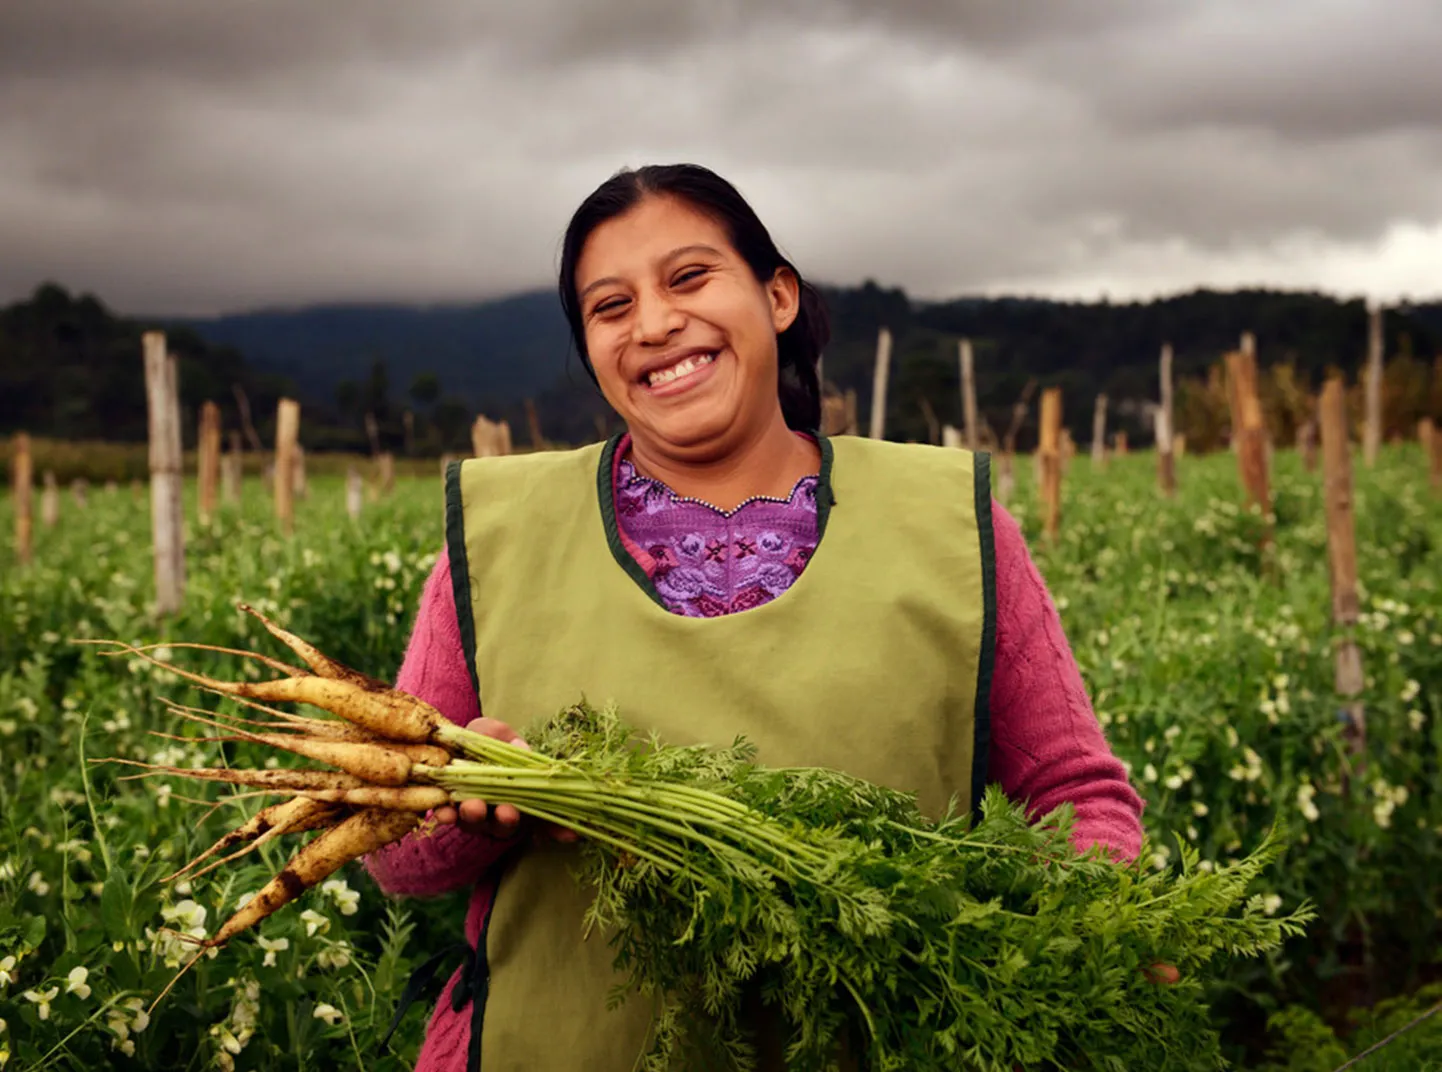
left=593, top=298, right=628, bottom=317
left=672, top=267, right=707, bottom=286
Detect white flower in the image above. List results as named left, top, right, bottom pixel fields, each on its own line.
left=1261, top=894, right=1283, bottom=916
left=1401, top=679, right=1421, bottom=702
left=1409, top=710, right=1426, bottom=732
left=1142, top=763, right=1158, bottom=784
left=313, top=1002, right=344, bottom=1026
left=321, top=878, right=361, bottom=916
left=316, top=941, right=351, bottom=971
left=1164, top=773, right=1184, bottom=791
left=1163, top=724, right=1181, bottom=742
left=300, top=909, right=330, bottom=938
left=162, top=899, right=207, bottom=932
left=0, top=860, right=14, bottom=881
left=65, top=966, right=91, bottom=999
left=26, top=871, right=49, bottom=897
left=0, top=955, right=18, bottom=987
left=1296, top=783, right=1320, bottom=823
left=23, top=986, right=58, bottom=1020
left=116, top=1039, right=135, bottom=1057
left=257, top=935, right=289, bottom=968
left=1191, top=801, right=1210, bottom=818
left=124, top=997, right=150, bottom=1034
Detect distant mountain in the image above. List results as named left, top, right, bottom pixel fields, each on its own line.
left=5, top=281, right=1439, bottom=452
left=180, top=291, right=573, bottom=410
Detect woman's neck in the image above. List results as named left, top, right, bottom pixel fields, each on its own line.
left=627, top=421, right=820, bottom=513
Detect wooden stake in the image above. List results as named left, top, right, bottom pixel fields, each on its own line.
left=377, top=452, right=395, bottom=497
left=41, top=470, right=59, bottom=528
left=1422, top=417, right=1441, bottom=493
left=222, top=431, right=242, bottom=505
left=143, top=332, right=186, bottom=614
left=11, top=433, right=32, bottom=566
left=71, top=479, right=88, bottom=508
left=1298, top=418, right=1318, bottom=473
left=869, top=327, right=892, bottom=440
left=919, top=396, right=941, bottom=446
left=471, top=415, right=511, bottom=457
left=843, top=390, right=858, bottom=436
left=1319, top=375, right=1365, bottom=754
left=364, top=412, right=381, bottom=457
left=1156, top=407, right=1176, bottom=497
left=1225, top=349, right=1272, bottom=524
left=941, top=425, right=963, bottom=449
left=345, top=467, right=363, bottom=520
left=959, top=338, right=978, bottom=451
left=273, top=398, right=300, bottom=536
left=198, top=400, right=222, bottom=522
left=1160, top=342, right=1175, bottom=453
left=1363, top=303, right=1383, bottom=468
left=524, top=399, right=545, bottom=450
left=1113, top=431, right=1128, bottom=456
left=1091, top=394, right=1108, bottom=467
left=1039, top=387, right=1063, bottom=542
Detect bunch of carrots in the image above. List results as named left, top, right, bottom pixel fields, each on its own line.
left=88, top=605, right=1309, bottom=1070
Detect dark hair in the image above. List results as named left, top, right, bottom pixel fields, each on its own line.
left=558, top=163, right=830, bottom=432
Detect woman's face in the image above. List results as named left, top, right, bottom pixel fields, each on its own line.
left=574, top=194, right=799, bottom=458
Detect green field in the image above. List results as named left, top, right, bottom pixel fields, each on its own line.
left=1, top=447, right=1439, bottom=1070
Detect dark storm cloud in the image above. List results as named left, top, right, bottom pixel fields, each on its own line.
left=0, top=0, right=1438, bottom=313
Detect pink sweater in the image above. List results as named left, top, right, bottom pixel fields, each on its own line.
left=366, top=499, right=1144, bottom=1070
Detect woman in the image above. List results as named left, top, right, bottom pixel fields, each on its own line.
left=366, top=164, right=1145, bottom=1072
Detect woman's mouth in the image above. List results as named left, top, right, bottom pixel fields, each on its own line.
left=645, top=351, right=717, bottom=389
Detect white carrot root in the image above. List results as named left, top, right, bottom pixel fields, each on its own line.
left=165, top=796, right=339, bottom=882
left=292, top=786, right=450, bottom=810
left=205, top=808, right=420, bottom=947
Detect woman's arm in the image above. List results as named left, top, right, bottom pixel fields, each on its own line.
left=363, top=553, right=518, bottom=897
left=986, top=500, right=1145, bottom=861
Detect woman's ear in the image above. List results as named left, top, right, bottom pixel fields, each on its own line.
left=767, top=267, right=801, bottom=334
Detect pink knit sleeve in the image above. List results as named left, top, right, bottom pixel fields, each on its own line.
left=363, top=552, right=517, bottom=897
left=986, top=500, right=1145, bottom=862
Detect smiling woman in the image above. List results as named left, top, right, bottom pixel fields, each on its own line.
left=364, top=163, right=1148, bottom=1072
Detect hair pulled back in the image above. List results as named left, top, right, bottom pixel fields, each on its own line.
left=558, top=163, right=829, bottom=432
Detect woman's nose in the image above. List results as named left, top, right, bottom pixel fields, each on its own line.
left=631, top=291, right=684, bottom=345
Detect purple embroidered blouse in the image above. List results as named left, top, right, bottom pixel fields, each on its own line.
left=613, top=455, right=820, bottom=617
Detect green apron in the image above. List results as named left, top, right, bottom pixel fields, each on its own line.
left=444, top=434, right=996, bottom=1070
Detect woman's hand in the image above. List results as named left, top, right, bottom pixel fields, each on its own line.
left=432, top=717, right=578, bottom=843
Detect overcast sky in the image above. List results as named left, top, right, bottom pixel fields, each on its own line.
left=2, top=0, right=1439, bottom=315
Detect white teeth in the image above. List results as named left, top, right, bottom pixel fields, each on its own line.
left=647, top=352, right=715, bottom=387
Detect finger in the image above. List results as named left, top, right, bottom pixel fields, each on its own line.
left=465, top=717, right=525, bottom=746
left=492, top=804, right=521, bottom=831
left=433, top=805, right=458, bottom=825
left=457, top=799, right=489, bottom=825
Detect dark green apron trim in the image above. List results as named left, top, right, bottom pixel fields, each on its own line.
left=444, top=460, right=482, bottom=702
left=970, top=450, right=997, bottom=817
left=383, top=876, right=501, bottom=1071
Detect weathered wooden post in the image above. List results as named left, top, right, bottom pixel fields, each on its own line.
left=198, top=400, right=222, bottom=522
left=1225, top=348, right=1273, bottom=532
left=293, top=444, right=308, bottom=501
left=1363, top=303, right=1383, bottom=468
left=377, top=451, right=396, bottom=497
left=223, top=431, right=243, bottom=505
left=941, top=425, right=963, bottom=449
left=273, top=398, right=300, bottom=535
left=959, top=338, right=979, bottom=451
left=869, top=327, right=892, bottom=440
left=143, top=332, right=186, bottom=614
left=1173, top=434, right=1187, bottom=459
left=41, top=470, right=59, bottom=528
left=11, top=433, right=33, bottom=566
left=1090, top=394, right=1107, bottom=467
left=1422, top=417, right=1441, bottom=493
left=1155, top=408, right=1176, bottom=497
left=843, top=390, right=858, bottom=436
left=472, top=415, right=513, bottom=457
left=1158, top=344, right=1176, bottom=495
left=1039, top=387, right=1063, bottom=542
left=345, top=467, right=363, bottom=520
left=1113, top=431, right=1128, bottom=456
left=1320, top=375, right=1365, bottom=755
left=1298, top=417, right=1318, bottom=473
